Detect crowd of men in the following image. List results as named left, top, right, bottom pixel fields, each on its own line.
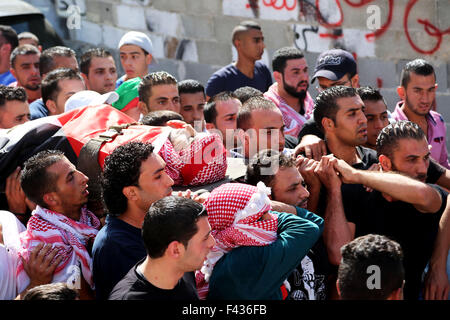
left=0, top=19, right=449, bottom=302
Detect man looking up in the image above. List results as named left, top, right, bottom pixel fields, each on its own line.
left=264, top=47, right=314, bottom=137
left=117, top=31, right=153, bottom=88
left=205, top=21, right=272, bottom=99
left=9, top=44, right=41, bottom=103
left=393, top=59, right=449, bottom=169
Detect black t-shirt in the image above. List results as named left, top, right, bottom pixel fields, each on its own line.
left=342, top=184, right=448, bottom=300
left=109, top=260, right=199, bottom=300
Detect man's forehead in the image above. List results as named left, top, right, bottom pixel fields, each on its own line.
left=336, top=95, right=364, bottom=111
left=90, top=56, right=115, bottom=67
left=16, top=53, right=40, bottom=63
left=285, top=58, right=308, bottom=69
left=216, top=99, right=240, bottom=113
left=363, top=99, right=387, bottom=114
left=150, top=84, right=178, bottom=98
left=120, top=44, right=145, bottom=54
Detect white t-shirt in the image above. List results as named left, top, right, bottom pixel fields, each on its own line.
left=0, top=211, right=26, bottom=300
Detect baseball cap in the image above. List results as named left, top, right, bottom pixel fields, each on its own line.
left=64, top=90, right=119, bottom=112
left=118, top=31, right=154, bottom=56
left=311, top=49, right=357, bottom=83
left=112, top=77, right=141, bottom=112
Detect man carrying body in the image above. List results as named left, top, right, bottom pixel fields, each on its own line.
left=9, top=44, right=41, bottom=103
left=116, top=31, right=153, bottom=88
left=324, top=120, right=448, bottom=299
left=205, top=21, right=272, bottom=99
left=80, top=48, right=117, bottom=95
left=92, top=141, right=174, bottom=300
left=17, top=150, right=101, bottom=300
left=264, top=47, right=314, bottom=137
left=392, top=59, right=449, bottom=169
left=109, top=196, right=215, bottom=300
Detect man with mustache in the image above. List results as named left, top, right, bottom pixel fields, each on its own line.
left=326, top=120, right=448, bottom=300
left=9, top=44, right=41, bottom=103
left=264, top=47, right=314, bottom=138
left=392, top=59, right=449, bottom=169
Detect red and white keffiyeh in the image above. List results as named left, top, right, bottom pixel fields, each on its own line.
left=158, top=131, right=227, bottom=186
left=16, top=205, right=101, bottom=293
left=195, top=182, right=278, bottom=299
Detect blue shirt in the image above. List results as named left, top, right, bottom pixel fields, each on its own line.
left=205, top=61, right=272, bottom=97
left=92, top=215, right=147, bottom=300
left=29, top=98, right=49, bottom=120
left=0, top=71, right=16, bottom=86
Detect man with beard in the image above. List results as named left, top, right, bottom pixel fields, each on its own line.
left=264, top=47, right=314, bottom=138
left=392, top=59, right=449, bottom=169
left=9, top=45, right=41, bottom=103
left=325, top=120, right=448, bottom=300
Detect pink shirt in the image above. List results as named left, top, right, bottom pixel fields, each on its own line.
left=264, top=83, right=314, bottom=137
left=391, top=101, right=450, bottom=169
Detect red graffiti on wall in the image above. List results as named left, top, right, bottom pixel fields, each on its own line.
left=245, top=0, right=449, bottom=55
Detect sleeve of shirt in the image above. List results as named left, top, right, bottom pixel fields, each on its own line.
left=427, top=158, right=445, bottom=184
left=210, top=211, right=322, bottom=299
left=205, top=72, right=225, bottom=98
left=295, top=206, right=324, bottom=233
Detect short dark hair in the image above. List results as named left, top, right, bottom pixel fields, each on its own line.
left=177, top=79, right=205, bottom=97
left=10, top=44, right=40, bottom=68
left=231, top=21, right=262, bottom=47
left=101, top=142, right=154, bottom=216
left=0, top=85, right=27, bottom=108
left=142, top=196, right=207, bottom=258
left=246, top=149, right=295, bottom=188
left=0, top=25, right=18, bottom=51
left=338, top=234, right=404, bottom=300
left=237, top=96, right=278, bottom=130
left=40, top=46, right=76, bottom=76
left=138, top=71, right=177, bottom=105
left=41, top=68, right=83, bottom=105
left=272, top=46, right=304, bottom=73
left=79, top=48, right=113, bottom=75
left=356, top=86, right=386, bottom=104
left=20, top=150, right=66, bottom=208
left=233, top=86, right=263, bottom=104
left=204, top=91, right=238, bottom=125
left=400, top=59, right=435, bottom=89
left=376, top=120, right=426, bottom=160
left=141, top=110, right=184, bottom=126
left=22, top=283, right=79, bottom=300
left=313, top=86, right=358, bottom=132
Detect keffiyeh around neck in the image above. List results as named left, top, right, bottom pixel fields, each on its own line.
left=16, top=205, right=101, bottom=293
left=195, top=182, right=278, bottom=299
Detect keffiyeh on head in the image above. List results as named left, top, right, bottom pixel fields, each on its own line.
left=195, top=182, right=278, bottom=299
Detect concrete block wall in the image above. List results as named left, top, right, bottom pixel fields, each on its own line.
left=26, top=0, right=450, bottom=148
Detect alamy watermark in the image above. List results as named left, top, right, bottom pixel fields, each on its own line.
left=366, top=5, right=382, bottom=31
left=366, top=265, right=381, bottom=290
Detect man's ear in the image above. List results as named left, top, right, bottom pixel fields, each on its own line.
left=45, top=99, right=58, bottom=115
left=138, top=101, right=149, bottom=115
left=166, top=241, right=184, bottom=259
left=43, top=192, right=59, bottom=208
left=351, top=74, right=359, bottom=88
left=321, top=117, right=334, bottom=133
left=205, top=122, right=216, bottom=130
left=336, top=279, right=342, bottom=299
left=396, top=86, right=406, bottom=100
left=273, top=71, right=282, bottom=84
left=81, top=73, right=91, bottom=90
left=378, top=154, right=392, bottom=171
left=122, top=185, right=139, bottom=201
left=145, top=53, right=153, bottom=66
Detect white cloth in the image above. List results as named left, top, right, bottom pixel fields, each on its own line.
left=0, top=211, right=26, bottom=300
